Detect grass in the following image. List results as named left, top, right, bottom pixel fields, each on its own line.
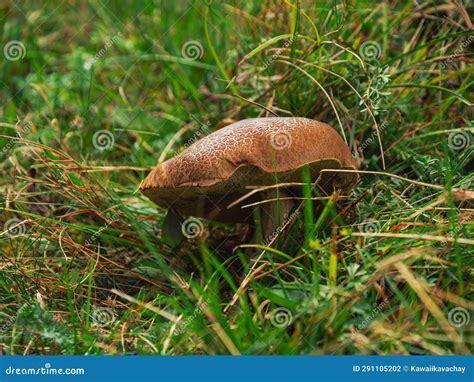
left=0, top=0, right=473, bottom=355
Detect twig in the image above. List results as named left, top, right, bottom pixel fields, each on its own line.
left=321, top=169, right=474, bottom=196
left=111, top=288, right=178, bottom=322
left=352, top=232, right=474, bottom=245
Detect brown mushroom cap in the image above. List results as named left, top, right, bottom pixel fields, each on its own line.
left=140, top=117, right=358, bottom=223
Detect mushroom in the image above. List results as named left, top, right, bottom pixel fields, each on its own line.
left=140, top=117, right=358, bottom=245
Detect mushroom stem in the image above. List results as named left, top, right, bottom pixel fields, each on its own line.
left=258, top=189, right=295, bottom=246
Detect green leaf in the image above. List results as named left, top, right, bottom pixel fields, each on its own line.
left=68, top=172, right=84, bottom=187
left=261, top=288, right=299, bottom=310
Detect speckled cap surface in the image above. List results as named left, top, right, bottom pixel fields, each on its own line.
left=140, top=117, right=358, bottom=222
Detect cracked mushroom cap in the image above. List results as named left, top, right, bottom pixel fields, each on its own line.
left=140, top=117, right=358, bottom=223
